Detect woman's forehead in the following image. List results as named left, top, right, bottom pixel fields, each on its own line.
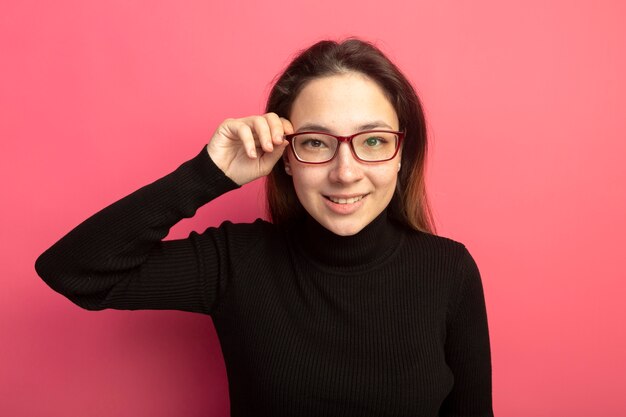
left=289, top=73, right=398, bottom=133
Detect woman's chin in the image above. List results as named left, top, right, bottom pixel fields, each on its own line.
left=318, top=217, right=368, bottom=236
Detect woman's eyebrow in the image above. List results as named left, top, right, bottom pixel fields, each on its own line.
left=296, top=123, right=331, bottom=133
left=358, top=121, right=394, bottom=131
left=295, top=121, right=394, bottom=133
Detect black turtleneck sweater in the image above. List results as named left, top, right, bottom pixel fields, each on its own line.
left=35, top=148, right=493, bottom=417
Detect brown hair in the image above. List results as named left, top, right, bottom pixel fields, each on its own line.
left=265, top=38, right=436, bottom=234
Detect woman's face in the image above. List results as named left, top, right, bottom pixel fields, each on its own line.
left=285, top=72, right=401, bottom=236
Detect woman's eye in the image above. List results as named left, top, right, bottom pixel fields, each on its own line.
left=365, top=137, right=384, bottom=146
left=303, top=139, right=326, bottom=148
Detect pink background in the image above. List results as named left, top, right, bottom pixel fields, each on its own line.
left=2, top=0, right=625, bottom=415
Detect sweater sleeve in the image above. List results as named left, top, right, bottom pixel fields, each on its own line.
left=440, top=247, right=494, bottom=416
left=35, top=147, right=240, bottom=315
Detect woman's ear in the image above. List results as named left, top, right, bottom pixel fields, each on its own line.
left=283, top=154, right=292, bottom=176
left=397, top=147, right=403, bottom=172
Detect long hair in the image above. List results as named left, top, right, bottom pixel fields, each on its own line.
left=265, top=38, right=436, bottom=234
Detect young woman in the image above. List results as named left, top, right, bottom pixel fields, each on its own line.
left=36, top=39, right=493, bottom=417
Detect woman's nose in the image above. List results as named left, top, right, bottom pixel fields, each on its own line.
left=328, top=143, right=364, bottom=184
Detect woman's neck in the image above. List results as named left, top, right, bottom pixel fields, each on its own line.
left=295, top=209, right=404, bottom=270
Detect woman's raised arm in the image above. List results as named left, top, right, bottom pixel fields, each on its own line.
left=35, top=114, right=291, bottom=313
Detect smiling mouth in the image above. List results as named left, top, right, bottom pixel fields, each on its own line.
left=325, top=195, right=366, bottom=204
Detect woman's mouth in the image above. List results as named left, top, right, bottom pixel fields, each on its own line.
left=326, top=195, right=365, bottom=204
left=322, top=194, right=369, bottom=215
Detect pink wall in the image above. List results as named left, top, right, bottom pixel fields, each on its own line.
left=2, top=1, right=625, bottom=415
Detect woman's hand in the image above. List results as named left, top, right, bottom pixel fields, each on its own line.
left=206, top=113, right=293, bottom=185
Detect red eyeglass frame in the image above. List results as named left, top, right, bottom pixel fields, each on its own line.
left=283, top=130, right=405, bottom=164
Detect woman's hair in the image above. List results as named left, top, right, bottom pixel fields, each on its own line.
left=265, top=38, right=436, bottom=234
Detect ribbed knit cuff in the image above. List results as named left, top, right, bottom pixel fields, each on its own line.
left=174, top=146, right=241, bottom=205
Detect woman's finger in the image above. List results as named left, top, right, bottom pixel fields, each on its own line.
left=265, top=112, right=285, bottom=145
left=280, top=117, right=295, bottom=136
left=252, top=116, right=273, bottom=153
left=235, top=123, right=258, bottom=158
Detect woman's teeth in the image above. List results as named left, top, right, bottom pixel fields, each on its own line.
left=328, top=196, right=364, bottom=204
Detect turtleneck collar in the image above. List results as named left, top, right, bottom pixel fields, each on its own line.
left=292, top=209, right=405, bottom=271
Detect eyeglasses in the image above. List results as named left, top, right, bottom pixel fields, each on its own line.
left=284, top=130, right=404, bottom=164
